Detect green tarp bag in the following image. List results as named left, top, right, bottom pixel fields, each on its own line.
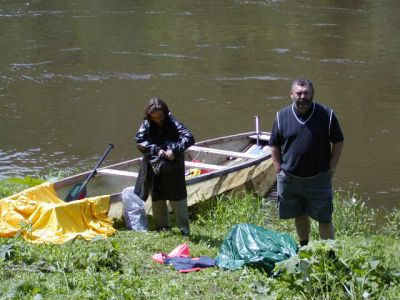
left=216, top=223, right=298, bottom=272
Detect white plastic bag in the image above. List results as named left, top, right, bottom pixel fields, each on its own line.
left=122, top=187, right=148, bottom=231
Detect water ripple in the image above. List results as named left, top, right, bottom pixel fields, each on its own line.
left=215, top=75, right=289, bottom=81
left=17, top=72, right=153, bottom=82
left=110, top=50, right=133, bottom=55
left=0, top=148, right=92, bottom=179
left=61, top=48, right=82, bottom=52
left=143, top=52, right=200, bottom=60
left=10, top=61, right=53, bottom=70
left=271, top=48, right=290, bottom=54
left=236, top=0, right=286, bottom=7
left=1, top=10, right=63, bottom=18
left=312, top=23, right=338, bottom=26
left=320, top=58, right=365, bottom=64
left=114, top=73, right=151, bottom=80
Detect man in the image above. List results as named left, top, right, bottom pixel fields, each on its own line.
left=269, top=78, right=344, bottom=246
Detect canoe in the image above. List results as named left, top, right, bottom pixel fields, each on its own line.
left=53, top=131, right=276, bottom=219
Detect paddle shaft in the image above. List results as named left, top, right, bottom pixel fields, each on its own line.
left=74, top=143, right=114, bottom=198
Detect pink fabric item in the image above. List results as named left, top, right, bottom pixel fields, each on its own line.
left=152, top=253, right=167, bottom=263
left=152, top=242, right=191, bottom=263
left=168, top=242, right=190, bottom=257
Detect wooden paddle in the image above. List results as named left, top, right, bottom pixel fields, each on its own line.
left=64, top=143, right=114, bottom=202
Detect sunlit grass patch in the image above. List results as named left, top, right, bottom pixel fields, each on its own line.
left=1, top=177, right=399, bottom=299
left=0, top=177, right=46, bottom=198
left=190, top=192, right=267, bottom=238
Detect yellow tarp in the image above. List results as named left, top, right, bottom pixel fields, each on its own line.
left=0, top=181, right=116, bottom=244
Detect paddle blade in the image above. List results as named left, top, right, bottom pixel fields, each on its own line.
left=64, top=184, right=87, bottom=202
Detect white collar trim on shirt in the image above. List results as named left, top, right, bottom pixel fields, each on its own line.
left=291, top=102, right=315, bottom=125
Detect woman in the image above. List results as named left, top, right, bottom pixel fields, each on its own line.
left=134, top=97, right=195, bottom=235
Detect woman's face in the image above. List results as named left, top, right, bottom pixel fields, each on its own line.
left=149, top=109, right=165, bottom=126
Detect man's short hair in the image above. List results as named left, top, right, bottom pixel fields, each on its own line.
left=291, top=77, right=314, bottom=93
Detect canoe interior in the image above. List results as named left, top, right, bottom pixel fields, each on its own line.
left=54, top=132, right=273, bottom=216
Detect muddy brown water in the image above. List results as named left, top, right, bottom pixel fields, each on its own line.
left=1, top=1, right=399, bottom=209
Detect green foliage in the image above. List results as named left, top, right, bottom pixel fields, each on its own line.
left=0, top=235, right=124, bottom=298
left=0, top=180, right=22, bottom=199
left=7, top=176, right=45, bottom=187
left=1, top=178, right=399, bottom=299
left=273, top=238, right=400, bottom=299
left=0, top=177, right=45, bottom=198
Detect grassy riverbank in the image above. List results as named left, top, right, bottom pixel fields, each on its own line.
left=1, top=178, right=399, bottom=299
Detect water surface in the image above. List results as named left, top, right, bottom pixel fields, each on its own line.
left=1, top=0, right=399, bottom=208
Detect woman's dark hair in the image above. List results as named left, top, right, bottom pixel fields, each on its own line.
left=144, top=97, right=170, bottom=120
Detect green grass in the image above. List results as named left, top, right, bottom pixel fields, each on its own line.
left=1, top=178, right=399, bottom=299
left=0, top=177, right=45, bottom=198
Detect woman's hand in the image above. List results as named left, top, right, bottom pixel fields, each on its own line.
left=158, top=149, right=166, bottom=157
left=165, top=149, right=175, bottom=161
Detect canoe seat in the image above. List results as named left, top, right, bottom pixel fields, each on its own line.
left=97, top=169, right=139, bottom=177
left=185, top=161, right=224, bottom=171
left=98, top=164, right=222, bottom=176
left=248, top=133, right=270, bottom=142
left=188, top=145, right=259, bottom=159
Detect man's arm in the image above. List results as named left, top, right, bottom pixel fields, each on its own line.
left=270, top=145, right=282, bottom=173
left=329, top=141, right=343, bottom=176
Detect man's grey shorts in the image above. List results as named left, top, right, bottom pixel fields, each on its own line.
left=277, top=170, right=333, bottom=223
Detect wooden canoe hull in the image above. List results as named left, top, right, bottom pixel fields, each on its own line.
left=54, top=131, right=275, bottom=219
left=107, top=154, right=275, bottom=219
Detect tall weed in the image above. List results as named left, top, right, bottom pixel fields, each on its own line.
left=333, top=191, right=377, bottom=237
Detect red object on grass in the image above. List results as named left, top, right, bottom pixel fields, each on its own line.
left=152, top=242, right=190, bottom=263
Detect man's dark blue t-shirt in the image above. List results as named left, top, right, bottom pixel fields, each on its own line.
left=269, top=102, right=344, bottom=177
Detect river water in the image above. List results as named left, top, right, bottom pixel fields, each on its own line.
left=1, top=0, right=399, bottom=209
